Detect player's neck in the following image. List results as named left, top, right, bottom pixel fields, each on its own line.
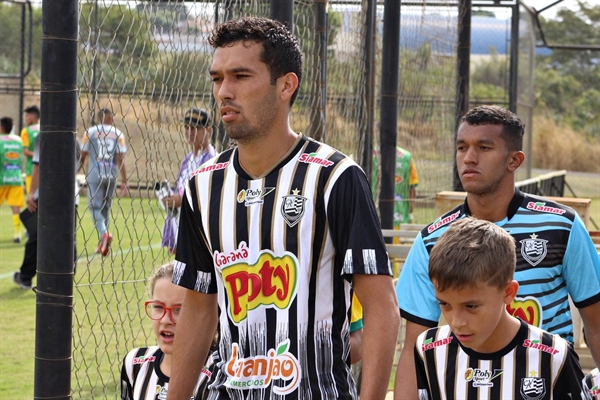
left=237, top=129, right=299, bottom=178
left=466, top=184, right=515, bottom=222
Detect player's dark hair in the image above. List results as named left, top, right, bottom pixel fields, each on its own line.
left=460, top=105, right=524, bottom=151
left=429, top=217, right=516, bottom=292
left=1, top=117, right=13, bottom=133
left=209, top=17, right=304, bottom=106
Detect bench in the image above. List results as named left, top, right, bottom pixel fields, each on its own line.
left=382, top=224, right=425, bottom=278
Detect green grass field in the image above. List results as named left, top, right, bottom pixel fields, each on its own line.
left=0, top=173, right=598, bottom=398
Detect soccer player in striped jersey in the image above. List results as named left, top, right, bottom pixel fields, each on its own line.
left=394, top=105, right=600, bottom=399
left=167, top=17, right=399, bottom=400
left=415, top=217, right=584, bottom=399
left=121, top=262, right=215, bottom=400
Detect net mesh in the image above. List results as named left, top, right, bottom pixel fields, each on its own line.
left=0, top=0, right=526, bottom=397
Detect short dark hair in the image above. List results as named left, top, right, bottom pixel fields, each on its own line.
left=460, top=105, right=524, bottom=151
left=429, top=217, right=516, bottom=292
left=209, top=17, right=304, bottom=106
left=0, top=117, right=13, bottom=133
left=24, top=105, right=40, bottom=117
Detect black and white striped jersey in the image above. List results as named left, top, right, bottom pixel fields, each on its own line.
left=173, top=134, right=391, bottom=399
left=415, top=320, right=585, bottom=400
left=120, top=346, right=213, bottom=400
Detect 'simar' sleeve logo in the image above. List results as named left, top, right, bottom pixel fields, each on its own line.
left=221, top=251, right=298, bottom=324
left=507, top=296, right=542, bottom=327
left=225, top=339, right=301, bottom=395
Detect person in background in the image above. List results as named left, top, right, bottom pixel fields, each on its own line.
left=20, top=105, right=40, bottom=194
left=583, top=368, right=600, bottom=400
left=167, top=17, right=399, bottom=400
left=0, top=116, right=24, bottom=243
left=373, top=145, right=419, bottom=226
left=415, top=217, right=584, bottom=399
left=80, top=108, right=128, bottom=257
left=161, top=108, right=216, bottom=254
left=394, top=105, right=600, bottom=399
left=121, top=262, right=216, bottom=400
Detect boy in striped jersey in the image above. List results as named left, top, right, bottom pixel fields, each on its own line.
left=415, top=217, right=584, bottom=399
left=168, top=17, right=399, bottom=400
left=395, top=105, right=600, bottom=399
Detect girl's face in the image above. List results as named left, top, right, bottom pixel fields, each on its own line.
left=149, top=277, right=186, bottom=355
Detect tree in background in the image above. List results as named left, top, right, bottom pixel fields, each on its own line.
left=536, top=0, right=599, bottom=138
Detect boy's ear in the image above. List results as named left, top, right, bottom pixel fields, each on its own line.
left=503, top=280, right=519, bottom=305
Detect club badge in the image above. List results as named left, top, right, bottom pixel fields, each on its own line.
left=520, top=377, right=546, bottom=400
left=520, top=233, right=548, bottom=267
left=281, top=189, right=307, bottom=228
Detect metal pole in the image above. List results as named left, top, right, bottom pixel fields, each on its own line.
left=453, top=0, right=471, bottom=191
left=270, top=0, right=294, bottom=32
left=18, top=2, right=26, bottom=134
left=508, top=2, right=519, bottom=113
left=35, top=1, right=77, bottom=398
left=309, top=0, right=328, bottom=141
left=360, top=0, right=376, bottom=181
left=379, top=0, right=401, bottom=235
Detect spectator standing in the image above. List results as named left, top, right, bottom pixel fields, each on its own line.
left=161, top=108, right=216, bottom=254
left=20, top=105, right=40, bottom=194
left=373, top=145, right=419, bottom=226
left=394, top=105, right=600, bottom=399
left=80, top=108, right=128, bottom=257
left=167, top=17, right=399, bottom=400
left=0, top=117, right=25, bottom=243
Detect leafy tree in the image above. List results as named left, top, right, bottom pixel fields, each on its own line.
left=535, top=0, right=599, bottom=136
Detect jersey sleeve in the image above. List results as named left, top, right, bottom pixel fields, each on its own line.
left=117, top=130, right=127, bottom=153
left=173, top=178, right=217, bottom=293
left=327, top=165, right=391, bottom=277
left=32, top=135, right=40, bottom=164
left=409, top=159, right=418, bottom=187
left=552, top=344, right=585, bottom=399
left=582, top=368, right=600, bottom=400
left=563, top=214, right=600, bottom=307
left=21, top=129, right=30, bottom=147
left=396, top=235, right=440, bottom=327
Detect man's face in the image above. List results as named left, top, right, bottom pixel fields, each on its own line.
left=24, top=112, right=36, bottom=126
left=435, top=281, right=512, bottom=353
left=209, top=41, right=279, bottom=143
left=184, top=124, right=209, bottom=150
left=456, top=123, right=515, bottom=196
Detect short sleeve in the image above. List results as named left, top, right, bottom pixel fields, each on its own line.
left=409, top=159, right=419, bottom=187
left=22, top=129, right=30, bottom=147
left=563, top=215, right=600, bottom=307
left=173, top=179, right=217, bottom=293
left=32, top=135, right=41, bottom=164
left=396, top=236, right=440, bottom=327
left=327, top=166, right=391, bottom=277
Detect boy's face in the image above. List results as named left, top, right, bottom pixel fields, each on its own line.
left=434, top=280, right=518, bottom=353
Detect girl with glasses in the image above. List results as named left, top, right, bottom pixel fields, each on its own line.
left=120, top=262, right=217, bottom=400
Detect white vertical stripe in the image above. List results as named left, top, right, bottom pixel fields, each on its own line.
left=550, top=332, right=568, bottom=388
left=455, top=345, right=469, bottom=400
left=479, top=359, right=491, bottom=400
left=435, top=325, right=452, bottom=400
left=500, top=348, right=516, bottom=398
left=527, top=327, right=542, bottom=379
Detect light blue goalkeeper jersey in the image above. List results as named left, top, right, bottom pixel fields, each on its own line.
left=397, top=189, right=600, bottom=342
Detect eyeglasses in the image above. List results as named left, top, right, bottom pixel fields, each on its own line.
left=144, top=300, right=181, bottom=323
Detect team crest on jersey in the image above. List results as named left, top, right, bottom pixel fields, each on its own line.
left=520, top=234, right=548, bottom=266
left=237, top=187, right=275, bottom=206
left=464, top=368, right=503, bottom=387
left=520, top=376, right=546, bottom=400
left=281, top=189, right=307, bottom=227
